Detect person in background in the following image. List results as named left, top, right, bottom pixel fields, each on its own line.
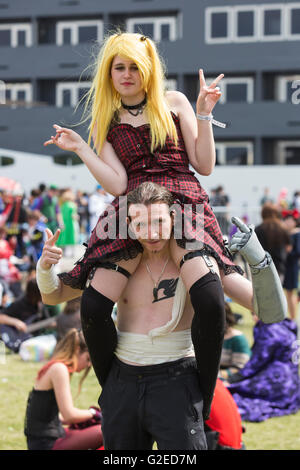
left=277, top=187, right=289, bottom=210
left=0, top=190, right=4, bottom=214
left=1, top=279, right=42, bottom=324
left=210, top=185, right=230, bottom=236
left=57, top=189, right=79, bottom=258
left=26, top=210, right=47, bottom=265
left=0, top=226, right=22, bottom=299
left=219, top=303, right=251, bottom=381
left=88, top=185, right=113, bottom=234
left=205, top=378, right=244, bottom=450
left=255, top=203, right=291, bottom=282
left=2, top=192, right=28, bottom=259
left=260, top=187, right=273, bottom=206
left=28, top=188, right=42, bottom=211
left=0, top=310, right=27, bottom=333
left=292, top=191, right=300, bottom=211
left=76, top=190, right=90, bottom=241
left=32, top=184, right=63, bottom=235
left=226, top=315, right=300, bottom=422
left=24, top=328, right=103, bottom=450
left=56, top=298, right=82, bottom=342
left=0, top=280, right=8, bottom=308
left=282, top=209, right=300, bottom=320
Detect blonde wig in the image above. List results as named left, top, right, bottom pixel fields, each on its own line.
left=82, top=32, right=178, bottom=153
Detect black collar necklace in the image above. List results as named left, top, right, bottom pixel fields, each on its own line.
left=121, top=95, right=147, bottom=116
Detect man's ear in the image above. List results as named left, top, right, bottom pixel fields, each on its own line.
left=126, top=216, right=131, bottom=225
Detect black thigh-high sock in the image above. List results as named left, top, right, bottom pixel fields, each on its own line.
left=80, top=285, right=115, bottom=387
left=189, top=271, right=226, bottom=420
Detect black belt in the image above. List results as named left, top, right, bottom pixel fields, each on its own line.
left=87, top=263, right=131, bottom=286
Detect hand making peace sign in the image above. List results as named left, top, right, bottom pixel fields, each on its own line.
left=196, top=69, right=224, bottom=116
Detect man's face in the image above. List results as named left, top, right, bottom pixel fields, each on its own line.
left=127, top=203, right=173, bottom=253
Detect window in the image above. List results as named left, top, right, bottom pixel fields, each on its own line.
left=237, top=10, right=255, bottom=37
left=53, top=153, right=82, bottom=166
left=56, top=20, right=103, bottom=45
left=5, top=83, right=32, bottom=107
left=211, top=12, right=228, bottom=38
left=275, top=141, right=300, bottom=165
left=276, top=75, right=300, bottom=103
left=287, top=5, right=300, bottom=39
left=234, top=6, right=258, bottom=42
left=0, top=156, right=14, bottom=166
left=56, top=81, right=91, bottom=107
left=260, top=5, right=285, bottom=41
left=205, top=4, right=300, bottom=43
left=205, top=7, right=232, bottom=43
left=0, top=23, right=32, bottom=47
left=222, top=78, right=253, bottom=103
left=264, top=9, right=281, bottom=35
left=126, top=16, right=177, bottom=41
left=215, top=142, right=254, bottom=165
left=206, top=77, right=254, bottom=103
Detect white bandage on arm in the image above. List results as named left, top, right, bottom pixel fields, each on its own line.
left=36, top=259, right=60, bottom=294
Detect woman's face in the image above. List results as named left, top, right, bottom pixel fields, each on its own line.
left=110, top=55, right=144, bottom=101
left=283, top=216, right=296, bottom=231
left=76, top=350, right=91, bottom=372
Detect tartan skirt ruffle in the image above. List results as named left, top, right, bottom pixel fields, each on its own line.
left=58, top=173, right=243, bottom=290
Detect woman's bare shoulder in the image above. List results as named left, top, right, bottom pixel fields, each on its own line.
left=165, top=90, right=188, bottom=108
left=48, top=362, right=69, bottom=378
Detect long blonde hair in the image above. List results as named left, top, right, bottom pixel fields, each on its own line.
left=81, top=31, right=178, bottom=153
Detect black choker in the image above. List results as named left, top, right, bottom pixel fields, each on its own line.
left=121, top=96, right=147, bottom=116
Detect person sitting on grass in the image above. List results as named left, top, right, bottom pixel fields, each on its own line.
left=2, top=279, right=42, bottom=324
left=24, top=328, right=103, bottom=450
left=219, top=302, right=251, bottom=381
left=0, top=311, right=27, bottom=333
left=56, top=298, right=82, bottom=342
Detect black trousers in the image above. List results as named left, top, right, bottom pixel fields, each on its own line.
left=99, top=356, right=207, bottom=450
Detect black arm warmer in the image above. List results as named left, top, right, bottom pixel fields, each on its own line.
left=80, top=285, right=115, bottom=387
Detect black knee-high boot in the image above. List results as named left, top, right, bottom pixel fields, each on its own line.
left=189, top=272, right=226, bottom=420
left=80, top=285, right=115, bottom=387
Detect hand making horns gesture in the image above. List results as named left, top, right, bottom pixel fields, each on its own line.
left=196, top=69, right=224, bottom=115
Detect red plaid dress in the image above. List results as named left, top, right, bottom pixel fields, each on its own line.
left=59, top=113, right=242, bottom=289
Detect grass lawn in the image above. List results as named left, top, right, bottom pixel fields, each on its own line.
left=1, top=303, right=300, bottom=450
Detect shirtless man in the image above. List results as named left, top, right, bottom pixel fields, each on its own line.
left=36, top=182, right=286, bottom=450
left=38, top=183, right=208, bottom=449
